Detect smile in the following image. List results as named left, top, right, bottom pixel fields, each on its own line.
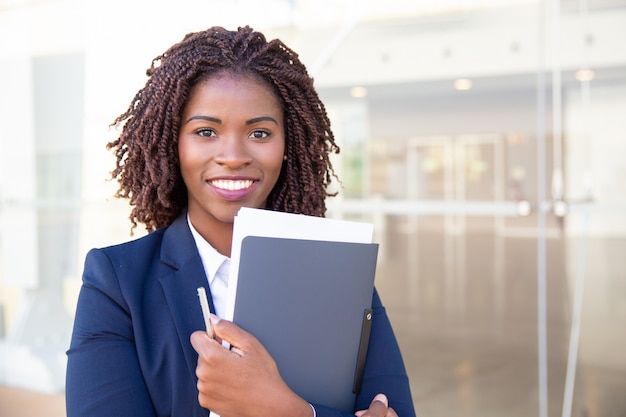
left=210, top=179, right=255, bottom=191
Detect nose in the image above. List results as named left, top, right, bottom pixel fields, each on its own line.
left=214, top=135, right=252, bottom=169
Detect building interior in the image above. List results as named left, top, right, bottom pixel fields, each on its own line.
left=1, top=0, right=625, bottom=416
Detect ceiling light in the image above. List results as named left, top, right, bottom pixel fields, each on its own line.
left=350, top=86, right=367, bottom=98
left=454, top=78, right=473, bottom=91
left=575, top=69, right=595, bottom=82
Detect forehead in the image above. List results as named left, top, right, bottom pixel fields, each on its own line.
left=182, top=75, right=284, bottom=118
left=185, top=71, right=282, bottom=112
left=196, top=70, right=280, bottom=99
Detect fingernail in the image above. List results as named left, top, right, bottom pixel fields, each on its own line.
left=373, top=393, right=388, bottom=406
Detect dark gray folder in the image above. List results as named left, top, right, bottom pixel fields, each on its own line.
left=233, top=236, right=379, bottom=413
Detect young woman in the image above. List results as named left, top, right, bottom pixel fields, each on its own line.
left=66, top=26, right=415, bottom=417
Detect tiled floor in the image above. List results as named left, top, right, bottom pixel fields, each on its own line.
left=0, top=384, right=64, bottom=417
left=375, top=223, right=626, bottom=417
left=1, top=221, right=625, bottom=417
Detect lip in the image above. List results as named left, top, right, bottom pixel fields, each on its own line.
left=206, top=176, right=259, bottom=202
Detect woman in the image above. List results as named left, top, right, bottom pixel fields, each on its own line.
left=66, top=26, right=415, bottom=417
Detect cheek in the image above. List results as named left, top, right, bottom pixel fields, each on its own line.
left=266, top=143, right=286, bottom=178
left=178, top=140, right=199, bottom=170
left=177, top=144, right=201, bottom=185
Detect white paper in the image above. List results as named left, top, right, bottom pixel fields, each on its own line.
left=224, top=207, right=373, bottom=322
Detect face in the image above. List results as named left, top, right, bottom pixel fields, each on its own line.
left=178, top=72, right=285, bottom=234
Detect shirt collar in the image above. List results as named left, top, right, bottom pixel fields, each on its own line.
left=187, top=214, right=229, bottom=286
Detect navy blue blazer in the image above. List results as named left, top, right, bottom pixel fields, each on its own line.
left=66, top=212, right=415, bottom=417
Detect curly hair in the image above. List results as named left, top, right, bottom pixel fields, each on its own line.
left=107, top=26, right=340, bottom=233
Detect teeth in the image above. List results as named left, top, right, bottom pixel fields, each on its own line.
left=211, top=179, right=254, bottom=191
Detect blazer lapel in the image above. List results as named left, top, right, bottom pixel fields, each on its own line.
left=158, top=211, right=216, bottom=386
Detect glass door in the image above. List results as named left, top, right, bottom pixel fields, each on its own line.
left=317, top=1, right=626, bottom=416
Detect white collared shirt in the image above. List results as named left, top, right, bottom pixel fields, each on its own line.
left=187, top=215, right=230, bottom=318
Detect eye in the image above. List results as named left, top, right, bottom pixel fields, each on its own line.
left=250, top=130, right=270, bottom=140
left=195, top=128, right=216, bottom=138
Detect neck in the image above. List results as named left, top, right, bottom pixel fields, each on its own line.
left=189, top=215, right=233, bottom=258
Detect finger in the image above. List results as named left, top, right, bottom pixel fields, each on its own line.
left=190, top=330, right=214, bottom=355
left=354, top=394, right=389, bottom=417
left=372, top=393, right=388, bottom=407
left=211, top=315, right=255, bottom=353
left=358, top=394, right=388, bottom=417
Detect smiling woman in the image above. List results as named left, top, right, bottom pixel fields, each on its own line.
left=105, top=27, right=341, bottom=234
left=65, top=26, right=416, bottom=417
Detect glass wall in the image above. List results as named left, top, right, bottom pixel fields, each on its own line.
left=1, top=1, right=625, bottom=416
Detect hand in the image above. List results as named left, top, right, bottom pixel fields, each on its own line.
left=354, top=394, right=398, bottom=417
left=190, top=315, right=312, bottom=417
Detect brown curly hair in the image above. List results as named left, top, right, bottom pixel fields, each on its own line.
left=107, top=26, right=340, bottom=233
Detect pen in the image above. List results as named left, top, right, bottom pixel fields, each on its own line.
left=197, top=288, right=221, bottom=417
left=197, top=287, right=215, bottom=339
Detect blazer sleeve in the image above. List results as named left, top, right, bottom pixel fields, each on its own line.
left=66, top=248, right=157, bottom=417
left=311, top=289, right=416, bottom=417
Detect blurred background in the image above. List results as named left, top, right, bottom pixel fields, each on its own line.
left=1, top=0, right=625, bottom=416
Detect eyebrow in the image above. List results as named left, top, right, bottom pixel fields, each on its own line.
left=246, top=116, right=279, bottom=126
left=184, top=115, right=279, bottom=125
left=185, top=115, right=221, bottom=124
